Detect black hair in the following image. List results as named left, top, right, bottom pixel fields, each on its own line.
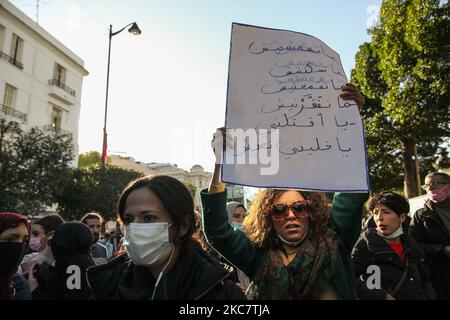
left=51, top=222, right=93, bottom=257
left=117, top=175, right=196, bottom=244
left=368, top=191, right=410, bottom=216
left=35, top=214, right=65, bottom=234
left=425, top=172, right=450, bottom=183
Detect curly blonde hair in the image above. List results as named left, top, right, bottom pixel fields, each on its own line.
left=243, top=189, right=331, bottom=248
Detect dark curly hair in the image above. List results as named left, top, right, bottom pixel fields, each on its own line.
left=243, top=189, right=331, bottom=248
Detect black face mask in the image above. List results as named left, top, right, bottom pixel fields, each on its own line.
left=0, top=242, right=27, bottom=275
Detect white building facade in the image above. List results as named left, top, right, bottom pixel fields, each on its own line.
left=0, top=0, right=88, bottom=165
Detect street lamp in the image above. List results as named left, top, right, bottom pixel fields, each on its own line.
left=101, top=22, right=141, bottom=166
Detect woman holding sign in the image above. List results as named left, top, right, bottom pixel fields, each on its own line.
left=201, top=83, right=368, bottom=299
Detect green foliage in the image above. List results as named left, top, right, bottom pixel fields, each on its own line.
left=56, top=158, right=143, bottom=221
left=352, top=0, right=450, bottom=195
left=78, top=151, right=103, bottom=169
left=0, top=119, right=74, bottom=214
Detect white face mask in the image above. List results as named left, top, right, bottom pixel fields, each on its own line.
left=379, top=225, right=404, bottom=240
left=124, top=222, right=174, bottom=267
left=231, top=222, right=243, bottom=230
left=277, top=230, right=308, bottom=247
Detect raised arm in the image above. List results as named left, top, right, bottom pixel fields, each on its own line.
left=329, top=192, right=369, bottom=251
left=329, top=83, right=369, bottom=249
left=201, top=129, right=263, bottom=278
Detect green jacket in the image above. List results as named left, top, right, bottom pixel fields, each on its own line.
left=201, top=188, right=368, bottom=300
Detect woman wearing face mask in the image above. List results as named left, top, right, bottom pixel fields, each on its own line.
left=86, top=175, right=245, bottom=300
left=352, top=192, right=436, bottom=300
left=225, top=202, right=251, bottom=293
left=227, top=202, right=247, bottom=229
left=202, top=84, right=368, bottom=300
left=0, top=212, right=31, bottom=300
left=410, top=172, right=450, bottom=299
left=206, top=144, right=368, bottom=300
left=203, top=183, right=368, bottom=300
left=20, top=214, right=64, bottom=274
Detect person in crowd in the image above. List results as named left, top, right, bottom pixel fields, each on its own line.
left=28, top=221, right=95, bottom=300
left=202, top=84, right=368, bottom=300
left=99, top=232, right=114, bottom=260
left=20, top=214, right=64, bottom=274
left=81, top=212, right=108, bottom=265
left=0, top=212, right=31, bottom=300
left=109, top=230, right=118, bottom=256
left=352, top=191, right=435, bottom=300
left=226, top=202, right=251, bottom=292
left=409, top=172, right=450, bottom=299
left=227, top=202, right=247, bottom=228
left=87, top=175, right=245, bottom=300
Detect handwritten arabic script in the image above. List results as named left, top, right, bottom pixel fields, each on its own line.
left=222, top=23, right=369, bottom=192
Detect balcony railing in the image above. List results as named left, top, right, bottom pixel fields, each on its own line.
left=48, top=79, right=76, bottom=97
left=42, top=124, right=72, bottom=137
left=0, top=104, right=27, bottom=121
left=0, top=51, right=23, bottom=69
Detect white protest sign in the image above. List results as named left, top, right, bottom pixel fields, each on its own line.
left=221, top=23, right=369, bottom=192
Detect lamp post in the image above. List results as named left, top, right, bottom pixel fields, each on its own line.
left=102, top=22, right=141, bottom=166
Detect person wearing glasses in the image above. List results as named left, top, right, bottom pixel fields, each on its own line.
left=201, top=84, right=368, bottom=300
left=352, top=192, right=435, bottom=300
left=409, top=172, right=450, bottom=299
left=202, top=170, right=368, bottom=300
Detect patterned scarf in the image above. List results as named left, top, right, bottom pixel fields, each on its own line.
left=248, top=228, right=340, bottom=299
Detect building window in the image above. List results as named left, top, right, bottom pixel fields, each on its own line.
left=49, top=63, right=75, bottom=97
left=51, top=106, right=63, bottom=133
left=54, top=63, right=66, bottom=86
left=0, top=25, right=5, bottom=51
left=3, top=84, right=17, bottom=107
left=9, top=33, right=24, bottom=65
left=1, top=84, right=26, bottom=121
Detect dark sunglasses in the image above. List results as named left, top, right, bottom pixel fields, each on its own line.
left=271, top=200, right=312, bottom=221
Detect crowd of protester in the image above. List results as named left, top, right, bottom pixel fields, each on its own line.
left=1, top=85, right=449, bottom=300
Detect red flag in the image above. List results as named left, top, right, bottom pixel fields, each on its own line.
left=101, top=131, right=108, bottom=166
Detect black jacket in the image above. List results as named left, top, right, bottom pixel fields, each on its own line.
left=409, top=201, right=450, bottom=299
left=32, top=254, right=95, bottom=300
left=86, top=240, right=245, bottom=300
left=32, top=222, right=95, bottom=300
left=13, top=274, right=31, bottom=300
left=352, top=229, right=435, bottom=300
